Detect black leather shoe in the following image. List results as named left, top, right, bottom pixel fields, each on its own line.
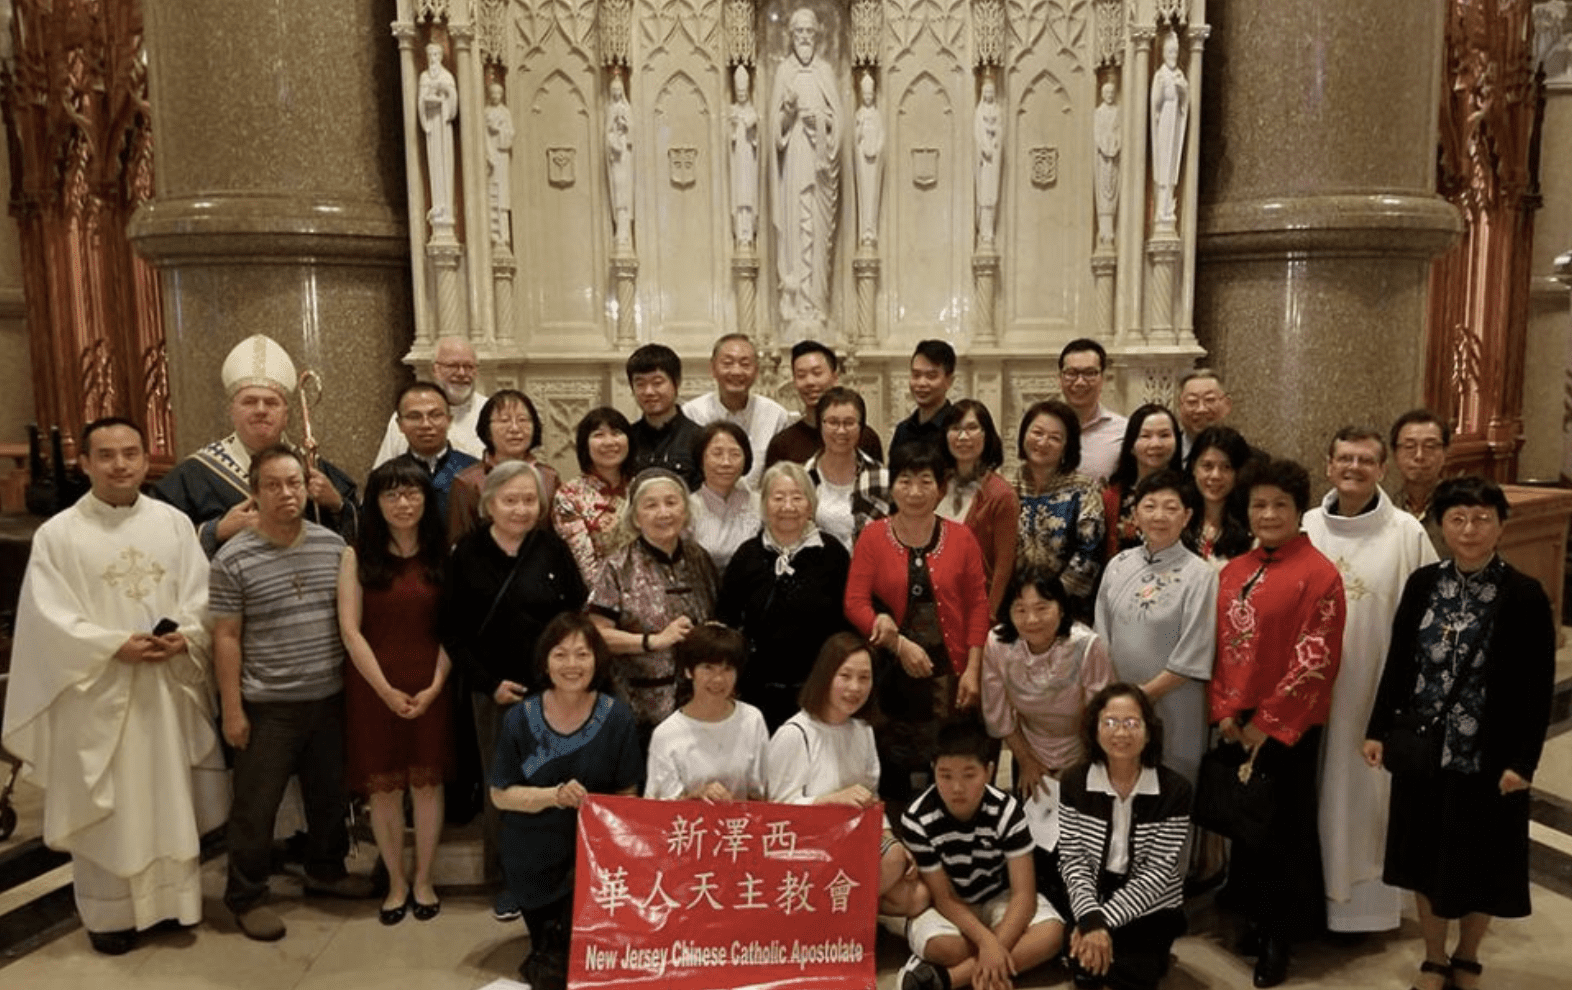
left=1253, top=937, right=1290, bottom=988
left=379, top=889, right=410, bottom=926
left=412, top=897, right=441, bottom=921
left=88, top=929, right=137, bottom=955
left=1236, top=923, right=1263, bottom=957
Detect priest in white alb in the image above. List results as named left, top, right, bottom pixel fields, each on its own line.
left=3, top=417, right=228, bottom=955
left=1303, top=426, right=1436, bottom=934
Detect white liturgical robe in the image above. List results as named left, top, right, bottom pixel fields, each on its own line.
left=1303, top=487, right=1436, bottom=932
left=3, top=493, right=229, bottom=931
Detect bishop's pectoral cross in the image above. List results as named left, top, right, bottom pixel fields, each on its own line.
left=102, top=547, right=166, bottom=602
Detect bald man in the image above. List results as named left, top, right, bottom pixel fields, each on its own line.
left=374, top=336, right=488, bottom=465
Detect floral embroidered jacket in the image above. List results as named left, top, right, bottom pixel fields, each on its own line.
left=1209, top=533, right=1345, bottom=745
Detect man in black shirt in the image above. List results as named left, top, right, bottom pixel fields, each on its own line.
left=625, top=343, right=702, bottom=490
left=890, top=339, right=957, bottom=457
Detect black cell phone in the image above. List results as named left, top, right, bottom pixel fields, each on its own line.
left=152, top=617, right=178, bottom=636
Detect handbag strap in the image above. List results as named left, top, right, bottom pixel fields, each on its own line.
left=478, top=553, right=523, bottom=639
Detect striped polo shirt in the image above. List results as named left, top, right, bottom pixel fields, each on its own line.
left=900, top=782, right=1033, bottom=904
left=210, top=521, right=347, bottom=703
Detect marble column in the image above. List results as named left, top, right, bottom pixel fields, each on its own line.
left=1194, top=1, right=1461, bottom=470
left=1521, top=48, right=1572, bottom=480
left=128, top=0, right=410, bottom=481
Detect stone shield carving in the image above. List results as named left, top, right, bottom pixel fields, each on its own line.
left=668, top=146, right=698, bottom=187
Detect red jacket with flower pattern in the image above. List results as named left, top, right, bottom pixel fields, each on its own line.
left=1209, top=534, right=1345, bottom=745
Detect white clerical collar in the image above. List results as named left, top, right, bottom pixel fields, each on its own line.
left=1087, top=762, right=1160, bottom=798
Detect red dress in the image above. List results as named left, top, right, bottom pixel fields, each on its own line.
left=346, top=556, right=453, bottom=793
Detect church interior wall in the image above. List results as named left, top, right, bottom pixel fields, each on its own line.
left=0, top=125, right=31, bottom=465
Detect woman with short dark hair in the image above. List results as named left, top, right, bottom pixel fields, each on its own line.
left=687, top=421, right=760, bottom=572
left=448, top=389, right=558, bottom=543
left=644, top=623, right=768, bottom=801
left=981, top=569, right=1112, bottom=797
left=490, top=614, right=641, bottom=990
left=1058, top=683, right=1190, bottom=990
left=1209, top=457, right=1346, bottom=987
left=551, top=407, right=634, bottom=583
left=1094, top=470, right=1216, bottom=786
left=1364, top=477, right=1554, bottom=990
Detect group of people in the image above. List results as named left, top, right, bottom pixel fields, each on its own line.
left=1, top=329, right=1555, bottom=990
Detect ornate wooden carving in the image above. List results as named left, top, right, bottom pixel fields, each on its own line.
left=0, top=0, right=172, bottom=463
left=1425, top=0, right=1545, bottom=480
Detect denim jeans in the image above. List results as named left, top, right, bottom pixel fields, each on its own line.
left=224, top=694, right=351, bottom=913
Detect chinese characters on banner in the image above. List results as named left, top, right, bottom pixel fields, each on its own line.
left=570, top=795, right=882, bottom=990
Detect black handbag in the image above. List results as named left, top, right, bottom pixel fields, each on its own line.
left=1193, top=739, right=1274, bottom=847
left=1382, top=670, right=1469, bottom=779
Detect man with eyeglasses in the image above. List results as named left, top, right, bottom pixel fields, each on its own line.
left=374, top=336, right=488, bottom=465
left=1176, top=369, right=1232, bottom=459
left=1303, top=426, right=1435, bottom=940
left=384, top=381, right=478, bottom=523
left=1058, top=338, right=1124, bottom=482
left=1387, top=408, right=1452, bottom=556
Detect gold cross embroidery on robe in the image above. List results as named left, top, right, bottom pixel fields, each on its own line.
left=102, top=547, right=167, bottom=601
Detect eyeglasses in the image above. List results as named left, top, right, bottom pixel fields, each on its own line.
left=1441, top=510, right=1498, bottom=530
left=491, top=416, right=532, bottom=428
left=1100, top=716, right=1145, bottom=732
left=378, top=488, right=424, bottom=504
left=1331, top=453, right=1380, bottom=468
left=947, top=422, right=983, bottom=437
left=1059, top=368, right=1102, bottom=382
left=823, top=418, right=861, bottom=433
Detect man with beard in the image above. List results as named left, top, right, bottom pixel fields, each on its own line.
left=771, top=7, right=841, bottom=334
left=375, top=336, right=488, bottom=463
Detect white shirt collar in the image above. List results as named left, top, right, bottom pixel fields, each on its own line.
left=1086, top=762, right=1161, bottom=797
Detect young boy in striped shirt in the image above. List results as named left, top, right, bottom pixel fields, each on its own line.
left=897, top=718, right=1064, bottom=990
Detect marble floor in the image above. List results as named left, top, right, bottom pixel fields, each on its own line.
left=0, top=669, right=1569, bottom=988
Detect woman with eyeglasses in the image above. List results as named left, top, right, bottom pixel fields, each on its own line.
left=803, top=386, right=889, bottom=550
left=1058, top=683, right=1191, bottom=990
left=448, top=389, right=558, bottom=544
left=941, top=398, right=1020, bottom=615
left=1364, top=477, right=1554, bottom=990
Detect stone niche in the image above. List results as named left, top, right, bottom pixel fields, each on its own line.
left=392, top=0, right=1208, bottom=477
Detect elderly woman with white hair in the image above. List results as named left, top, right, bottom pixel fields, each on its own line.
left=716, top=461, right=853, bottom=731
left=439, top=459, right=588, bottom=912
left=588, top=468, right=721, bottom=741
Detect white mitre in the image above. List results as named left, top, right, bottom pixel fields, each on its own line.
left=221, top=334, right=298, bottom=398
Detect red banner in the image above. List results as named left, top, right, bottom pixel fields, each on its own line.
left=570, top=795, right=882, bottom=990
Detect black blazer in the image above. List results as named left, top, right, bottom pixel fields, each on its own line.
left=1366, top=560, right=1555, bottom=780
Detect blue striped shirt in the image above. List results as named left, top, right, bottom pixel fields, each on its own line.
left=210, top=522, right=346, bottom=702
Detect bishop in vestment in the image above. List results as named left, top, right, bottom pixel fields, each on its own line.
left=154, top=334, right=358, bottom=557
left=4, top=418, right=227, bottom=954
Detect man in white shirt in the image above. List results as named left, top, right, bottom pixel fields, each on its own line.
left=4, top=417, right=227, bottom=955
left=1058, top=338, right=1125, bottom=482
left=374, top=336, right=487, bottom=464
left=682, top=333, right=793, bottom=487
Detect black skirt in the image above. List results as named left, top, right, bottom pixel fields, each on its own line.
left=1384, top=766, right=1532, bottom=919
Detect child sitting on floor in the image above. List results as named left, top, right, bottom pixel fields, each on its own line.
left=897, top=716, right=1065, bottom=990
